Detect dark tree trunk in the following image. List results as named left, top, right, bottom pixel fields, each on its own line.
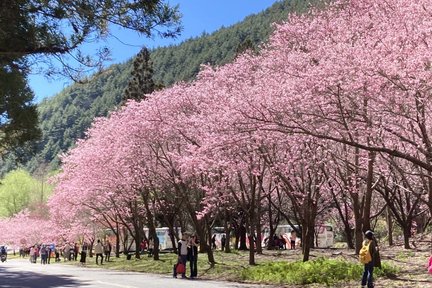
left=168, top=225, right=178, bottom=254
left=386, top=206, right=394, bottom=246
left=223, top=215, right=231, bottom=253
left=402, top=224, right=411, bottom=249
left=344, top=226, right=355, bottom=249
left=115, top=231, right=120, bottom=258
left=238, top=225, right=248, bottom=250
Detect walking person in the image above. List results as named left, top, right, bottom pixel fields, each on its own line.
left=360, top=230, right=381, bottom=288
left=33, top=245, right=39, bottom=263
left=94, top=239, right=104, bottom=265
left=188, top=234, right=199, bottom=279
left=47, top=245, right=53, bottom=264
left=29, top=246, right=35, bottom=263
left=40, top=245, right=48, bottom=265
left=63, top=243, right=70, bottom=261
left=104, top=240, right=112, bottom=262
left=173, top=233, right=189, bottom=279
left=55, top=248, right=60, bottom=262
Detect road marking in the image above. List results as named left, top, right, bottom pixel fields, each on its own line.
left=96, top=281, right=138, bottom=288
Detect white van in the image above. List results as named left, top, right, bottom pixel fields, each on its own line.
left=144, top=227, right=180, bottom=251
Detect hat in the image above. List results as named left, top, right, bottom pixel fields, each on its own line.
left=365, top=230, right=374, bottom=239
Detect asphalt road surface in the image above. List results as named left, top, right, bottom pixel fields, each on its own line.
left=0, top=258, right=270, bottom=288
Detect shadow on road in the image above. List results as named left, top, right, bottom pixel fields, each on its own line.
left=0, top=267, right=87, bottom=288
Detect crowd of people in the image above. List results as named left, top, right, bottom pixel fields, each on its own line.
left=18, top=240, right=112, bottom=266
left=259, top=231, right=299, bottom=250
left=20, top=244, right=58, bottom=264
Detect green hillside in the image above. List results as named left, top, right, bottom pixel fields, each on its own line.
left=21, top=0, right=321, bottom=172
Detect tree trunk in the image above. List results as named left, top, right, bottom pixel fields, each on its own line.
left=122, top=227, right=128, bottom=254
left=301, top=198, right=316, bottom=262
left=167, top=225, right=178, bottom=254
left=140, top=189, right=159, bottom=260
left=302, top=222, right=314, bottom=262
left=362, top=151, right=375, bottom=232
left=223, top=215, right=231, bottom=253
left=238, top=225, right=248, bottom=250
left=248, top=194, right=256, bottom=265
left=225, top=229, right=232, bottom=253
left=115, top=231, right=120, bottom=258
left=344, top=226, right=354, bottom=249
left=402, top=224, right=411, bottom=249
left=386, top=206, right=393, bottom=246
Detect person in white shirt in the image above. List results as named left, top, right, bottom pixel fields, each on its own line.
left=94, top=239, right=104, bottom=265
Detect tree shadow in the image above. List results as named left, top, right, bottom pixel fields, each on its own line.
left=0, top=267, right=88, bottom=288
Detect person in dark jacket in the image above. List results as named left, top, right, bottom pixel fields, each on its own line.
left=188, top=234, right=199, bottom=279
left=361, top=230, right=381, bottom=288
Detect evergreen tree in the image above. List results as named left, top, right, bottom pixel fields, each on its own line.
left=123, top=47, right=155, bottom=102
left=0, top=63, right=40, bottom=158
left=0, top=0, right=181, bottom=78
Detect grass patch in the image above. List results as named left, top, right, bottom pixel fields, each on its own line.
left=240, top=258, right=399, bottom=286
left=395, top=250, right=415, bottom=260
left=375, top=262, right=400, bottom=278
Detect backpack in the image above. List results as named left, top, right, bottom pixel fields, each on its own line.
left=359, top=240, right=372, bottom=264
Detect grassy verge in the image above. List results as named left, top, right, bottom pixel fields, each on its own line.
left=62, top=251, right=399, bottom=286
left=240, top=258, right=399, bottom=286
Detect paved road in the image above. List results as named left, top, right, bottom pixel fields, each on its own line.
left=0, top=258, right=270, bottom=288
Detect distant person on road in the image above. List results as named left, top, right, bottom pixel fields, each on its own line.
left=0, top=246, right=7, bottom=262
left=47, top=245, right=53, bottom=264
left=55, top=248, right=60, bottom=262
left=33, top=245, right=39, bottom=263
left=94, top=239, right=104, bottom=265
left=40, top=244, right=48, bottom=264
left=0, top=246, right=6, bottom=256
left=63, top=243, right=70, bottom=261
left=80, top=242, right=88, bottom=266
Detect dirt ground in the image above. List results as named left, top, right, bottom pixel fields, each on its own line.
left=249, top=233, right=432, bottom=287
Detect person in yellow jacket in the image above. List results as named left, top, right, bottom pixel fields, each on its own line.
left=361, top=230, right=381, bottom=288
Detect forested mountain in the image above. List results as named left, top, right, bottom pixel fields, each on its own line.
left=20, top=0, right=321, bottom=173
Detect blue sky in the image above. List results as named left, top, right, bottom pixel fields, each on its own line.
left=29, top=0, right=281, bottom=102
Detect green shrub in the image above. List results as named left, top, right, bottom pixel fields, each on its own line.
left=375, top=262, right=399, bottom=278
left=240, top=258, right=398, bottom=286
